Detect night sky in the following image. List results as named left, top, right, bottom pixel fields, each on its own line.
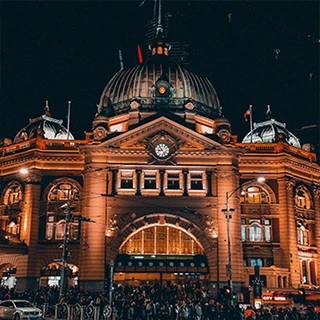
left=0, top=1, right=319, bottom=147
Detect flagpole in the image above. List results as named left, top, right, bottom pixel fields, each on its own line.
left=67, top=101, right=71, bottom=140
left=249, top=105, right=253, bottom=143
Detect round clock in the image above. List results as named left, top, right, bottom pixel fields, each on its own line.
left=155, top=143, right=170, bottom=158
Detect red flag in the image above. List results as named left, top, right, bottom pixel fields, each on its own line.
left=244, top=108, right=251, bottom=121
left=137, top=45, right=143, bottom=63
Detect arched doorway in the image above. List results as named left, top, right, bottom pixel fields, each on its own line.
left=114, top=223, right=209, bottom=285
left=40, top=262, right=79, bottom=288
left=0, top=263, right=17, bottom=289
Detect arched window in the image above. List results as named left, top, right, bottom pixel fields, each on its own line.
left=240, top=186, right=270, bottom=204
left=120, top=224, right=204, bottom=255
left=249, top=223, right=262, bottom=241
left=2, top=182, right=23, bottom=236
left=48, top=183, right=80, bottom=202
left=44, top=181, right=80, bottom=241
left=3, top=183, right=22, bottom=205
left=295, top=188, right=312, bottom=209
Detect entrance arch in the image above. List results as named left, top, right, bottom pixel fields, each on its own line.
left=111, top=214, right=214, bottom=284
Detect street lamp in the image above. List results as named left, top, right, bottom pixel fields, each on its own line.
left=223, top=176, right=265, bottom=306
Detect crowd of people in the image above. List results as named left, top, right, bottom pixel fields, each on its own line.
left=0, top=282, right=319, bottom=319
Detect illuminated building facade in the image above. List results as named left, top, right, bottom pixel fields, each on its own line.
left=0, top=24, right=319, bottom=303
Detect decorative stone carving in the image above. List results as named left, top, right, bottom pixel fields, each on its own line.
left=184, top=102, right=195, bottom=111
left=107, top=215, right=119, bottom=237
left=23, top=174, right=41, bottom=184
left=312, top=185, right=320, bottom=198
left=93, top=126, right=107, bottom=141
left=204, top=216, right=217, bottom=238
left=217, top=129, right=231, bottom=144
left=285, top=178, right=296, bottom=190
left=130, top=100, right=140, bottom=110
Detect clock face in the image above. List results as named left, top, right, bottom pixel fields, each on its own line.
left=155, top=143, right=170, bottom=158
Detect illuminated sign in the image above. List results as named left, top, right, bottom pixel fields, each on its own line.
left=262, top=294, right=287, bottom=302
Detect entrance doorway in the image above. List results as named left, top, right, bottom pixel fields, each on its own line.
left=114, top=223, right=209, bottom=284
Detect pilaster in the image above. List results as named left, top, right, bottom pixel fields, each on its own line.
left=216, top=167, right=243, bottom=288
left=312, top=184, right=320, bottom=285
left=277, top=177, right=300, bottom=286
left=16, top=174, right=41, bottom=291
left=79, top=168, right=107, bottom=291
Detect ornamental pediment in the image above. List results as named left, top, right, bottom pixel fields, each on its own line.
left=101, top=116, right=225, bottom=152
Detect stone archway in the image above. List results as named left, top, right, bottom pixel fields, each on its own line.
left=107, top=213, right=217, bottom=284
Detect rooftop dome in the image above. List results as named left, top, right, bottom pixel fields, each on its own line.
left=14, top=106, right=74, bottom=144
left=97, top=53, right=221, bottom=119
left=242, top=118, right=301, bottom=148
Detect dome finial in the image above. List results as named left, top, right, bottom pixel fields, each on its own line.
left=45, top=100, right=51, bottom=117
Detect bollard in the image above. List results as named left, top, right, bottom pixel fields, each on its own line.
left=80, top=305, right=85, bottom=320
left=55, top=304, right=59, bottom=319
left=94, top=305, right=100, bottom=320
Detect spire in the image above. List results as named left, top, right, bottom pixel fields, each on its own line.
left=44, top=100, right=51, bottom=117
left=156, top=0, right=163, bottom=37
left=149, top=0, right=171, bottom=57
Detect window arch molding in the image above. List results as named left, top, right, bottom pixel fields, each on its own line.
left=2, top=181, right=24, bottom=205
left=240, top=180, right=276, bottom=204
left=43, top=178, right=82, bottom=202
left=295, top=185, right=313, bottom=209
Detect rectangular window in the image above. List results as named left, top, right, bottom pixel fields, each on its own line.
left=167, top=173, right=180, bottom=190
left=241, top=226, right=246, bottom=241
left=120, top=171, right=134, bottom=189
left=190, top=172, right=203, bottom=190
left=144, top=172, right=157, bottom=189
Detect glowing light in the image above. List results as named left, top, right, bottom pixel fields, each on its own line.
left=257, top=177, right=266, bottom=183
left=20, top=168, right=29, bottom=175
left=158, top=86, right=167, bottom=94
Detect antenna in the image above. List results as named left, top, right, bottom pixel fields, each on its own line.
left=67, top=101, right=71, bottom=140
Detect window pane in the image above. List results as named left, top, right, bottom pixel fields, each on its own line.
left=265, top=227, right=271, bottom=242
left=144, top=173, right=157, bottom=189
left=168, top=173, right=180, bottom=190
left=241, top=226, right=246, bottom=241
left=121, top=171, right=134, bottom=189
left=190, top=173, right=203, bottom=190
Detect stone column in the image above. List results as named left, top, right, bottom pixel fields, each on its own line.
left=277, top=177, right=300, bottom=286
left=135, top=170, right=142, bottom=196
left=312, top=185, right=320, bottom=286
left=111, top=169, right=118, bottom=196
left=182, top=170, right=188, bottom=196
left=79, top=168, right=107, bottom=292
left=159, top=170, right=165, bottom=196
left=216, top=168, right=243, bottom=291
left=16, top=174, right=41, bottom=291
left=206, top=171, right=213, bottom=197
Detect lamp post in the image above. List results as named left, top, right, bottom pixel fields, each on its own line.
left=223, top=177, right=265, bottom=306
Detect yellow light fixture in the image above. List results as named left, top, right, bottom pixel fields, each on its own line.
left=158, top=86, right=167, bottom=94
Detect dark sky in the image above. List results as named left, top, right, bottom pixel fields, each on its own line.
left=1, top=1, right=319, bottom=146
